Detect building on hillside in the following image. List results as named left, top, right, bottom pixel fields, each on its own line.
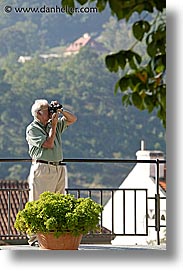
left=18, top=56, right=32, bottom=63
left=64, top=33, right=106, bottom=56
left=18, top=33, right=106, bottom=63
left=18, top=53, right=62, bottom=63
left=102, top=141, right=166, bottom=245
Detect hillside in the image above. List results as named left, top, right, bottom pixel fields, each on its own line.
left=0, top=47, right=165, bottom=188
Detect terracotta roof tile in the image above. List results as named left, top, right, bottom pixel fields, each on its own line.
left=0, top=180, right=29, bottom=240
left=159, top=180, right=166, bottom=191
left=64, top=33, right=106, bottom=55
left=65, top=33, right=91, bottom=53
left=160, top=166, right=166, bottom=191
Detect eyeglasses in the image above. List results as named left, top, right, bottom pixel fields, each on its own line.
left=39, top=107, right=48, bottom=112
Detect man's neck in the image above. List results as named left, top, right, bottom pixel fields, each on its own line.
left=35, top=118, right=47, bottom=126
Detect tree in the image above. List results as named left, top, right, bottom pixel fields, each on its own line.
left=0, top=21, right=39, bottom=57
left=61, top=0, right=166, bottom=128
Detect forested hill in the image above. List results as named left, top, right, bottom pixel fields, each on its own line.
left=0, top=47, right=165, bottom=187
left=0, top=1, right=165, bottom=188
left=0, top=0, right=110, bottom=56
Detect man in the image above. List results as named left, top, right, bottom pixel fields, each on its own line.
left=26, top=99, right=77, bottom=245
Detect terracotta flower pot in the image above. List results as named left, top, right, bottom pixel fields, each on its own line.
left=37, top=232, right=83, bottom=250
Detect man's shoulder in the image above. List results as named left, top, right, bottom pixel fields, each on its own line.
left=26, top=120, right=44, bottom=134
left=26, top=121, right=36, bottom=130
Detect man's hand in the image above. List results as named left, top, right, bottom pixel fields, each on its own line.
left=50, top=100, right=77, bottom=126
left=50, top=100, right=60, bottom=106
left=50, top=100, right=63, bottom=113
left=51, top=111, right=59, bottom=130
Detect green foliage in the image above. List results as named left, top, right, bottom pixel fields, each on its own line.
left=0, top=21, right=39, bottom=57
left=104, top=11, right=166, bottom=128
left=106, top=50, right=141, bottom=72
left=61, top=0, right=166, bottom=127
left=14, top=191, right=103, bottom=237
left=64, top=0, right=165, bottom=19
left=133, top=20, right=151, bottom=41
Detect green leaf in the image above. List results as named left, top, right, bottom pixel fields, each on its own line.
left=116, top=51, right=127, bottom=70
left=147, top=42, right=157, bottom=57
left=129, top=58, right=137, bottom=70
left=133, top=21, right=144, bottom=41
left=15, top=192, right=103, bottom=236
left=108, top=0, right=124, bottom=20
left=133, top=52, right=142, bottom=65
left=153, top=54, right=166, bottom=73
left=130, top=74, right=141, bottom=88
left=61, top=0, right=75, bottom=14
left=119, top=50, right=141, bottom=70
left=144, top=21, right=151, bottom=32
left=122, top=94, right=131, bottom=106
left=105, top=54, right=119, bottom=72
left=144, top=95, right=154, bottom=113
left=119, top=76, right=129, bottom=92
left=132, top=92, right=143, bottom=109
left=157, top=86, right=166, bottom=109
left=114, top=80, right=120, bottom=95
left=76, top=0, right=88, bottom=5
left=132, top=20, right=150, bottom=41
left=96, top=0, right=107, bottom=12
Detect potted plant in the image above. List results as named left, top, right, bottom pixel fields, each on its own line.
left=14, top=191, right=103, bottom=250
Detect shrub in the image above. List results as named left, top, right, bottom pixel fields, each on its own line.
left=14, top=191, right=103, bottom=237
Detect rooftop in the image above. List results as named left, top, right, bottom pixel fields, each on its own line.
left=64, top=33, right=106, bottom=56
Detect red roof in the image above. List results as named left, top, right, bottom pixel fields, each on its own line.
left=64, top=33, right=106, bottom=55
left=65, top=33, right=91, bottom=53
left=0, top=180, right=29, bottom=241
left=159, top=181, right=166, bottom=191
left=160, top=166, right=166, bottom=191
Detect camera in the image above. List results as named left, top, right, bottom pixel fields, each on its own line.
left=48, top=103, right=63, bottom=114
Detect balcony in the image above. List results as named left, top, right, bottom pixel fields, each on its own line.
left=0, top=157, right=166, bottom=250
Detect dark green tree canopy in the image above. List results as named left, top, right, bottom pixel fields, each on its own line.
left=61, top=0, right=166, bottom=127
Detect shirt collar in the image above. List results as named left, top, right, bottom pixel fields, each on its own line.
left=34, top=118, right=46, bottom=128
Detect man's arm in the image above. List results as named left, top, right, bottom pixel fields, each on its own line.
left=42, top=113, right=58, bottom=149
left=42, top=128, right=56, bottom=149
left=50, top=100, right=77, bottom=126
left=60, top=109, right=77, bottom=126
left=42, top=109, right=77, bottom=149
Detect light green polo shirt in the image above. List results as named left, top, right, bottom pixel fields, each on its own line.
left=26, top=117, right=67, bottom=161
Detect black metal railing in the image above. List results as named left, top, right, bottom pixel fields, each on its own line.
left=0, top=158, right=166, bottom=245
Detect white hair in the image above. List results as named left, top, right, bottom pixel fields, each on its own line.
left=31, top=99, right=48, bottom=118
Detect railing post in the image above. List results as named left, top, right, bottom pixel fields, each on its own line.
left=111, top=190, right=114, bottom=234
left=7, top=190, right=11, bottom=235
left=155, top=159, right=160, bottom=245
